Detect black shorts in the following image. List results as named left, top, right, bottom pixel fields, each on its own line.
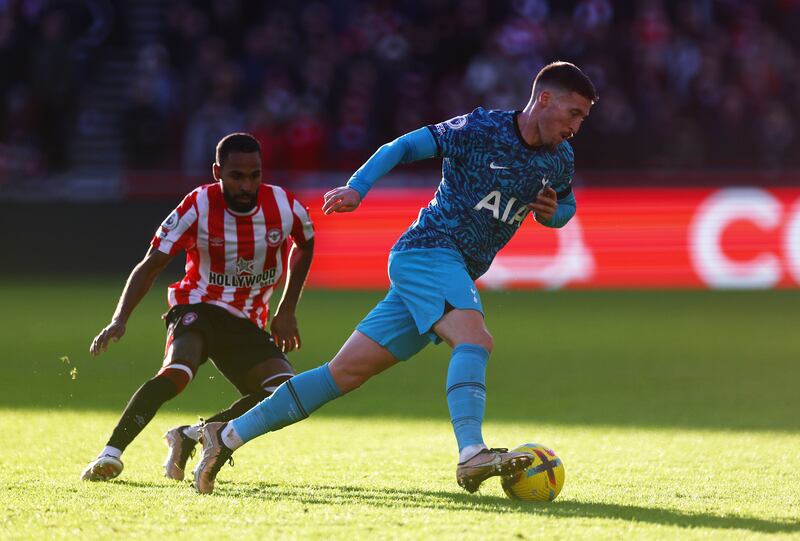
left=164, top=303, right=293, bottom=394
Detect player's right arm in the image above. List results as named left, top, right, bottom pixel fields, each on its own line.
left=322, top=127, right=438, bottom=214
left=90, top=247, right=174, bottom=356
left=90, top=192, right=198, bottom=356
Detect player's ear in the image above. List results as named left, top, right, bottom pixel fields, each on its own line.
left=538, top=90, right=551, bottom=106
left=212, top=162, right=221, bottom=181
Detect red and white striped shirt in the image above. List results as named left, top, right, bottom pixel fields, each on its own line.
left=151, top=182, right=314, bottom=330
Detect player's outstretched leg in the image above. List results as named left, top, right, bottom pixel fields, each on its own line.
left=193, top=334, right=398, bottom=493
left=163, top=387, right=280, bottom=480
left=163, top=395, right=269, bottom=480
left=165, top=367, right=294, bottom=480
left=192, top=362, right=342, bottom=493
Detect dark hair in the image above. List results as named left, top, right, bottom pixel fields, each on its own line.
left=533, top=61, right=598, bottom=103
left=216, top=133, right=261, bottom=166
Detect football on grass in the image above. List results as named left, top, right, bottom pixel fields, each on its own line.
left=501, top=443, right=565, bottom=501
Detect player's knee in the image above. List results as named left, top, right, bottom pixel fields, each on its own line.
left=469, top=331, right=493, bottom=354
left=329, top=361, right=372, bottom=393
left=260, top=373, right=292, bottom=394
left=157, top=363, right=194, bottom=394
left=483, top=332, right=494, bottom=353
left=245, top=358, right=295, bottom=395
left=159, top=332, right=202, bottom=394
left=250, top=389, right=270, bottom=402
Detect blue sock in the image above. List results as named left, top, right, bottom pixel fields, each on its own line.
left=446, top=343, right=489, bottom=453
left=231, top=362, right=342, bottom=443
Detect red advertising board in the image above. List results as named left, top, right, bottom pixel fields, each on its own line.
left=298, top=188, right=800, bottom=289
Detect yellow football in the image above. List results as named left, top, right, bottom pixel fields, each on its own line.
left=501, top=443, right=565, bottom=501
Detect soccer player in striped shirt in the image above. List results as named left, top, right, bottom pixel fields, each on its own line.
left=81, top=133, right=315, bottom=482
left=194, top=62, right=597, bottom=494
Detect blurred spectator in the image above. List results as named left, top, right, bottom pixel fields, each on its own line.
left=182, top=61, right=245, bottom=175
left=121, top=44, right=179, bottom=170
left=5, top=0, right=800, bottom=181
left=28, top=9, right=77, bottom=172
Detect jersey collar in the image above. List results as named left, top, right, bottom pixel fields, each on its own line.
left=512, top=110, right=553, bottom=152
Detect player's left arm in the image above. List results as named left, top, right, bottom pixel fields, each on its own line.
left=531, top=189, right=577, bottom=228
left=322, top=127, right=437, bottom=214
left=272, top=195, right=315, bottom=352
left=532, top=145, right=577, bottom=228
left=271, top=236, right=314, bottom=353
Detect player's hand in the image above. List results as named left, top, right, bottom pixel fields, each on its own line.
left=271, top=311, right=301, bottom=353
left=530, top=186, right=558, bottom=223
left=89, top=319, right=126, bottom=357
left=322, top=186, right=362, bottom=215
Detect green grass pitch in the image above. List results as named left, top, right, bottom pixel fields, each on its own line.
left=0, top=280, right=798, bottom=540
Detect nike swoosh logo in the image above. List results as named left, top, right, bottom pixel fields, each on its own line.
left=489, top=162, right=509, bottom=170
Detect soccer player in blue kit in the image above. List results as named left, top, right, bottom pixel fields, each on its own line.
left=193, top=61, right=597, bottom=494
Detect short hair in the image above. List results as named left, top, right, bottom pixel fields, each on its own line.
left=216, top=133, right=261, bottom=167
left=533, top=61, right=598, bottom=103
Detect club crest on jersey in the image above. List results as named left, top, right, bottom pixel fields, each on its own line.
left=474, top=190, right=530, bottom=226
left=445, top=114, right=468, bottom=130
left=161, top=210, right=179, bottom=231
left=266, top=228, right=282, bottom=246
left=181, top=312, right=198, bottom=326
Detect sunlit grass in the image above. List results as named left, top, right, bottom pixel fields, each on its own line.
left=1, top=411, right=798, bottom=540
left=1, top=283, right=798, bottom=538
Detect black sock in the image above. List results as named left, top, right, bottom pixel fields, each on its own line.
left=107, top=376, right=179, bottom=452
left=204, top=390, right=270, bottom=424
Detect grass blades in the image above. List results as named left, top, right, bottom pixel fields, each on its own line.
left=0, top=282, right=798, bottom=538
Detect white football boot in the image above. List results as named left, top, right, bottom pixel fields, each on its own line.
left=193, top=422, right=234, bottom=494
left=456, top=448, right=533, bottom=493
left=80, top=455, right=124, bottom=481
left=163, top=425, right=198, bottom=481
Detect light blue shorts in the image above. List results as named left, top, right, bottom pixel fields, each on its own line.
left=356, top=248, right=484, bottom=361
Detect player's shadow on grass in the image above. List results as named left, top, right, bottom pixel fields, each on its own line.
left=218, top=481, right=799, bottom=535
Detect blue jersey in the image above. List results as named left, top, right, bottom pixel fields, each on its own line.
left=391, top=107, right=575, bottom=279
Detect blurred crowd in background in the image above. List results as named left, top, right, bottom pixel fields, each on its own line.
left=3, top=0, right=800, bottom=188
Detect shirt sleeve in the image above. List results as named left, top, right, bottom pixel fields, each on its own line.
left=535, top=143, right=577, bottom=228
left=287, top=194, right=314, bottom=244
left=151, top=190, right=199, bottom=255
left=345, top=127, right=437, bottom=199
left=427, top=107, right=483, bottom=160
left=537, top=192, right=577, bottom=229
left=553, top=142, right=575, bottom=199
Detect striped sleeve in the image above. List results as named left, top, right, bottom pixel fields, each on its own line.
left=151, top=189, right=199, bottom=255
left=287, top=192, right=314, bottom=243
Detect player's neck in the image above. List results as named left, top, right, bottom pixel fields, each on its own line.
left=516, top=107, right=543, bottom=148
